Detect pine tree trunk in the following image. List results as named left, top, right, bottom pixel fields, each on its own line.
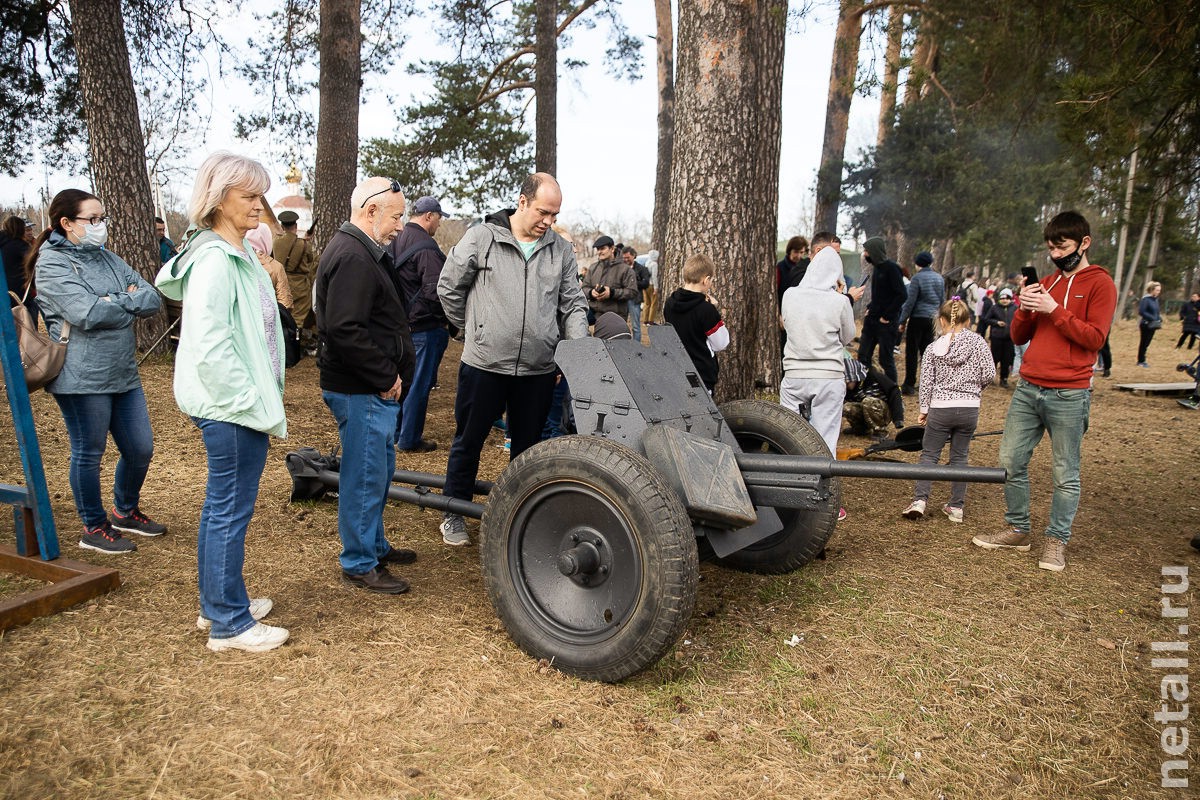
left=70, top=0, right=164, bottom=349
left=664, top=0, right=787, bottom=402
left=311, top=0, right=362, bottom=255
left=904, top=16, right=936, bottom=106
left=650, top=0, right=674, bottom=255
left=813, top=0, right=864, bottom=235
left=535, top=0, right=557, bottom=174
left=877, top=6, right=903, bottom=146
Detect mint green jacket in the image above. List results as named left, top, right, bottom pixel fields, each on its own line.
left=155, top=230, right=286, bottom=437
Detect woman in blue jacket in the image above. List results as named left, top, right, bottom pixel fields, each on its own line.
left=1137, top=281, right=1162, bottom=367
left=33, top=189, right=164, bottom=554
left=156, top=152, right=288, bottom=654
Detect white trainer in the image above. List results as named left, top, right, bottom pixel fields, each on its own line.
left=206, top=622, right=289, bottom=653
left=196, top=597, right=274, bottom=631
left=902, top=500, right=926, bottom=519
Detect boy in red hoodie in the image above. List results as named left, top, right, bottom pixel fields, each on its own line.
left=972, top=211, right=1117, bottom=572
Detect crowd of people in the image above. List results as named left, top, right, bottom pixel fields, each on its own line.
left=7, top=148, right=1160, bottom=652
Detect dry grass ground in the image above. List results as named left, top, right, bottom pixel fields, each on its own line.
left=0, top=321, right=1196, bottom=800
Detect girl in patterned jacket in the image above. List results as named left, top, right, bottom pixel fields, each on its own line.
left=902, top=297, right=996, bottom=523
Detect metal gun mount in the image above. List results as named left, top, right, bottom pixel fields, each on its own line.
left=288, top=324, right=1005, bottom=682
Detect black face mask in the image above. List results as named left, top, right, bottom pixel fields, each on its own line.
left=1051, top=247, right=1083, bottom=272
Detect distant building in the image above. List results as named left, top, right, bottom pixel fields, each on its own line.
left=272, top=164, right=312, bottom=234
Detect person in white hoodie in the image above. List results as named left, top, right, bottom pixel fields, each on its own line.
left=780, top=246, right=856, bottom=457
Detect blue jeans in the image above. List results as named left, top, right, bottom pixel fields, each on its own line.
left=54, top=387, right=155, bottom=529
left=323, top=391, right=400, bottom=574
left=629, top=301, right=642, bottom=343
left=396, top=327, right=449, bottom=449
left=193, top=418, right=268, bottom=639
left=999, top=380, right=1092, bottom=542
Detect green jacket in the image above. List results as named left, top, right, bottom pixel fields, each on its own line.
left=155, top=230, right=286, bottom=437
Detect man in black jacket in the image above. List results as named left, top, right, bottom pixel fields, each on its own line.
left=389, top=195, right=449, bottom=453
left=856, top=236, right=906, bottom=382
left=314, top=177, right=417, bottom=595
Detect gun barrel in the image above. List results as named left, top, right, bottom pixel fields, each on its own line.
left=736, top=453, right=1006, bottom=484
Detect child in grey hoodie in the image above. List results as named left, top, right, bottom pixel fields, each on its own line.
left=902, top=297, right=995, bottom=523
left=780, top=246, right=856, bottom=456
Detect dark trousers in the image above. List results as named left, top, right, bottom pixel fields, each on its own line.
left=859, top=316, right=900, bottom=382
left=991, top=338, right=1015, bottom=382
left=443, top=363, right=557, bottom=501
left=902, top=316, right=935, bottom=388
left=1098, top=335, right=1112, bottom=371
left=1178, top=331, right=1198, bottom=349
left=1138, top=326, right=1157, bottom=363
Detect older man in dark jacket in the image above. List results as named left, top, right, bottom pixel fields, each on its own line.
left=857, top=236, right=907, bottom=382
left=389, top=195, right=449, bottom=453
left=315, top=177, right=417, bottom=595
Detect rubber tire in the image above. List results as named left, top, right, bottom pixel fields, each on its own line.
left=716, top=399, right=841, bottom=574
left=481, top=435, right=699, bottom=682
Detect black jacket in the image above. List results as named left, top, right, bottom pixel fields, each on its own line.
left=866, top=258, right=906, bottom=322
left=314, top=222, right=415, bottom=395
left=389, top=221, right=447, bottom=333
left=664, top=287, right=722, bottom=390
left=0, top=232, right=30, bottom=294
left=980, top=301, right=1016, bottom=341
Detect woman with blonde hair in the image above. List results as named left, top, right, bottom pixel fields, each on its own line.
left=156, top=152, right=289, bottom=653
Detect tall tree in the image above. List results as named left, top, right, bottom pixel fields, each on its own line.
left=310, top=0, right=362, bottom=254
left=650, top=0, right=675, bottom=253
left=664, top=0, right=787, bottom=401
left=69, top=0, right=163, bottom=345
left=534, top=0, right=557, bottom=174
left=362, top=0, right=640, bottom=214
left=813, top=0, right=864, bottom=235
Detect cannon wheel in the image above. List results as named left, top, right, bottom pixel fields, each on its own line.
left=481, top=435, right=699, bottom=682
left=717, top=399, right=841, bottom=574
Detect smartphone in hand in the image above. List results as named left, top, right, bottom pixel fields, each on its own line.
left=1021, top=266, right=1040, bottom=287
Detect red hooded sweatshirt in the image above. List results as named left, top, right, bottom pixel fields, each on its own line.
left=1012, top=263, right=1116, bottom=389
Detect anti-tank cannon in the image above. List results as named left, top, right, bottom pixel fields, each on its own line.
left=287, top=325, right=1004, bottom=682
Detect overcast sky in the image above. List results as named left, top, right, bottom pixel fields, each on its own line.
left=0, top=1, right=885, bottom=238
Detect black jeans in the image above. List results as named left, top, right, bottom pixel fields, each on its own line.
left=902, top=316, right=935, bottom=388
left=442, top=363, right=557, bottom=502
left=991, top=338, right=1015, bottom=383
left=859, top=316, right=901, bottom=382
left=1138, top=325, right=1157, bottom=363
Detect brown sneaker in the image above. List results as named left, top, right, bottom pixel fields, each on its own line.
left=972, top=527, right=1031, bottom=551
left=1038, top=537, right=1067, bottom=572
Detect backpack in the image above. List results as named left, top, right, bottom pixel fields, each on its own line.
left=278, top=303, right=302, bottom=368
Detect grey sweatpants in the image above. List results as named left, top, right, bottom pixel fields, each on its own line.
left=912, top=405, right=979, bottom=508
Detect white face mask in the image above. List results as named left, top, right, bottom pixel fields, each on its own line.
left=79, top=220, right=108, bottom=248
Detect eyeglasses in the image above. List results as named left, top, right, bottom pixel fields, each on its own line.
left=73, top=215, right=108, bottom=225
left=359, top=179, right=402, bottom=209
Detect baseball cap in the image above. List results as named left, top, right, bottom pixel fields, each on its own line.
left=412, top=196, right=444, bottom=215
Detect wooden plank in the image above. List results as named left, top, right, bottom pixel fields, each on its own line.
left=0, top=545, right=120, bottom=632
left=1115, top=382, right=1195, bottom=397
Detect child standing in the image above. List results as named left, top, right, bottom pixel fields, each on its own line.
left=902, top=298, right=996, bottom=523
left=664, top=253, right=729, bottom=395
left=980, top=287, right=1017, bottom=387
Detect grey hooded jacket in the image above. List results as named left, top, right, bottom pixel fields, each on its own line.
left=34, top=231, right=161, bottom=394
left=438, top=210, right=588, bottom=375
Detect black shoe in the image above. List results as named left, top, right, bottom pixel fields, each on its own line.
left=378, top=546, right=417, bottom=566
left=1192, top=534, right=1200, bottom=552
left=79, top=522, right=137, bottom=554
left=343, top=565, right=409, bottom=594
left=400, top=439, right=437, bottom=453
left=900, top=385, right=917, bottom=396
left=1102, top=368, right=1111, bottom=377
left=110, top=506, right=167, bottom=537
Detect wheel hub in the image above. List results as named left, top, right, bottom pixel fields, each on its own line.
left=556, top=531, right=612, bottom=587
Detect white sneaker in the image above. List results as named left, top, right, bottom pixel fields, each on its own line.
left=196, top=597, right=274, bottom=631
left=440, top=514, right=469, bottom=546
left=942, top=504, right=964, bottom=524
left=902, top=500, right=926, bottom=519
left=206, top=622, right=289, bottom=653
